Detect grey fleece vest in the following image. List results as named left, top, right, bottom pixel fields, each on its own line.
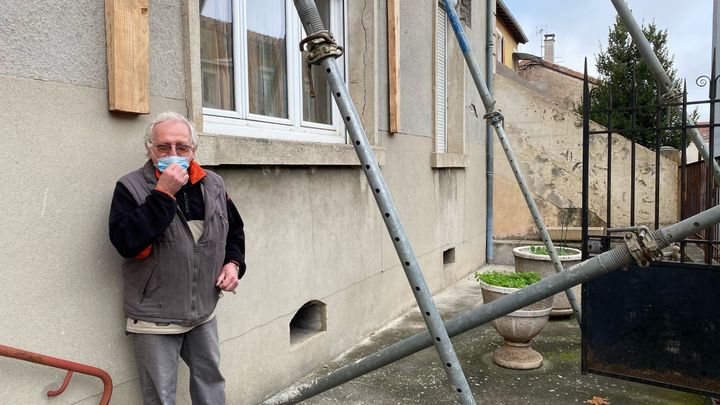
left=118, top=161, right=229, bottom=326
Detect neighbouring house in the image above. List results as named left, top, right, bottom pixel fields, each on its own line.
left=494, top=0, right=528, bottom=69
left=0, top=1, right=490, bottom=404
left=491, top=12, right=678, bottom=248
left=493, top=62, right=679, bottom=240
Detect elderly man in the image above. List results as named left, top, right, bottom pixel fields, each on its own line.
left=109, top=111, right=245, bottom=404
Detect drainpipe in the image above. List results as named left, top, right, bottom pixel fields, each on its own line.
left=486, top=0, right=495, bottom=263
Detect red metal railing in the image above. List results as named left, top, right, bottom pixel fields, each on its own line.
left=0, top=344, right=113, bottom=404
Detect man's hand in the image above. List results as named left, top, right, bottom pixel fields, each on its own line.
left=155, top=163, right=189, bottom=196
left=216, top=263, right=239, bottom=294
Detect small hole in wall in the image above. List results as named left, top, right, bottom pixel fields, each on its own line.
left=443, top=247, right=455, bottom=266
left=290, top=300, right=327, bottom=346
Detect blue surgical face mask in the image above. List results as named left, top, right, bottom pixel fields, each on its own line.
left=156, top=155, right=190, bottom=172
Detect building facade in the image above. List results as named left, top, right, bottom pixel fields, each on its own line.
left=0, top=1, right=489, bottom=403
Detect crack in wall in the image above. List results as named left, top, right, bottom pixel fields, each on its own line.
left=359, top=0, right=369, bottom=121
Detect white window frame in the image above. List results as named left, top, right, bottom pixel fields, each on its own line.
left=201, top=0, right=348, bottom=144
left=495, top=28, right=504, bottom=64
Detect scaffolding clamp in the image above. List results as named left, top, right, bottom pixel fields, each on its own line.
left=660, top=83, right=683, bottom=104
left=300, top=31, right=344, bottom=65
left=299, top=31, right=344, bottom=97
left=482, top=102, right=504, bottom=126
left=613, top=226, right=662, bottom=268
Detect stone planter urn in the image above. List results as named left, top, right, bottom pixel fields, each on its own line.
left=513, top=246, right=582, bottom=317
left=478, top=280, right=553, bottom=370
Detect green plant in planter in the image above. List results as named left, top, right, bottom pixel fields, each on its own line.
left=528, top=245, right=575, bottom=256
left=475, top=271, right=541, bottom=289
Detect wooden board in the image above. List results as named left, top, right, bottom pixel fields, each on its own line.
left=105, top=0, right=150, bottom=114
left=387, top=0, right=400, bottom=133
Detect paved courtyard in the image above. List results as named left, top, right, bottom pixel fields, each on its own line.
left=272, top=265, right=711, bottom=405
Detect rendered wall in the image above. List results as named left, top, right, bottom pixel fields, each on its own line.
left=493, top=68, right=678, bottom=240
left=0, top=0, right=488, bottom=404
left=517, top=63, right=585, bottom=110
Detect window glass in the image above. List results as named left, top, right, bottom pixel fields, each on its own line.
left=302, top=0, right=332, bottom=124
left=200, top=0, right=235, bottom=110
left=246, top=0, right=288, bottom=118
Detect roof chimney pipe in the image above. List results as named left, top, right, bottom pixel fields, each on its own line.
left=543, top=33, right=555, bottom=63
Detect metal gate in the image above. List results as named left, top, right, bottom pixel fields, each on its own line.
left=581, top=61, right=720, bottom=397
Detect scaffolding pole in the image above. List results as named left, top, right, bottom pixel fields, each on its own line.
left=611, top=0, right=720, bottom=186
left=441, top=0, right=581, bottom=322
left=264, top=203, right=720, bottom=405
left=291, top=1, right=475, bottom=403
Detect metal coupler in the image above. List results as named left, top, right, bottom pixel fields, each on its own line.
left=607, top=226, right=663, bottom=268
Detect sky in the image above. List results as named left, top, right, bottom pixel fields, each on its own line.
left=503, top=0, right=715, bottom=118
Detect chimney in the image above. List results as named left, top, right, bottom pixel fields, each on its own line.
left=543, top=33, right=555, bottom=63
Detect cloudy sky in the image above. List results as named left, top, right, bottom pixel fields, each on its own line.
left=503, top=0, right=715, bottom=117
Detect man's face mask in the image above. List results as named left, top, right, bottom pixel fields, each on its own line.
left=156, top=155, right=190, bottom=172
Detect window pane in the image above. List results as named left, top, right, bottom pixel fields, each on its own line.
left=302, top=0, right=333, bottom=124
left=200, top=0, right=235, bottom=110
left=247, top=0, right=288, bottom=118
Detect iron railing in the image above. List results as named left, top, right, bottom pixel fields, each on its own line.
left=0, top=344, right=113, bottom=404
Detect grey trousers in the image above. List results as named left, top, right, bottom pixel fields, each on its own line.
left=132, top=317, right=226, bottom=405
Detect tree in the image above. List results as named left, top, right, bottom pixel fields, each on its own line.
left=586, top=15, right=696, bottom=149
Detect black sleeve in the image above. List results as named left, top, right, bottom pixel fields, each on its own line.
left=224, top=194, right=247, bottom=279
left=108, top=182, right=177, bottom=258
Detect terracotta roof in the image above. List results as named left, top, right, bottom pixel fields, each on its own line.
left=497, top=0, right=528, bottom=44
left=696, top=121, right=710, bottom=140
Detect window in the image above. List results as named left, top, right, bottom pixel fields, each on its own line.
left=435, top=2, right=448, bottom=154
left=200, top=0, right=346, bottom=143
left=495, top=29, right=504, bottom=64
left=432, top=2, right=467, bottom=168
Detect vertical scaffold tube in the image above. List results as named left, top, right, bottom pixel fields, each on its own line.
left=441, top=0, right=581, bottom=321
left=264, top=204, right=720, bottom=405
left=292, top=1, right=475, bottom=403
left=610, top=0, right=720, bottom=186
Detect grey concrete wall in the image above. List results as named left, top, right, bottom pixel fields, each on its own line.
left=492, top=69, right=678, bottom=240
left=0, top=0, right=488, bottom=404
left=516, top=63, right=585, bottom=110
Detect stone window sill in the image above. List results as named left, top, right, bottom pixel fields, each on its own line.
left=196, top=134, right=386, bottom=166
left=431, top=152, right=468, bottom=168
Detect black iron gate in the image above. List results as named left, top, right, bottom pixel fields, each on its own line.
left=581, top=60, right=720, bottom=397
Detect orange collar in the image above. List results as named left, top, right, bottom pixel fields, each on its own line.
left=154, top=160, right=207, bottom=185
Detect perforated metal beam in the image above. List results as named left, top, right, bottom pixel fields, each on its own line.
left=441, top=0, right=581, bottom=321
left=291, top=1, right=475, bottom=403
left=264, top=203, right=720, bottom=404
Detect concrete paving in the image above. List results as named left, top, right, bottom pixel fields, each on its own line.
left=280, top=265, right=711, bottom=405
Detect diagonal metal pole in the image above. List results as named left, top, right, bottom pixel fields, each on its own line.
left=292, top=1, right=475, bottom=403
left=264, top=203, right=720, bottom=405
left=611, top=0, right=720, bottom=186
left=441, top=0, right=581, bottom=322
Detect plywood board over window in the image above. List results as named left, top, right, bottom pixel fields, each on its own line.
left=105, top=0, right=150, bottom=114
left=387, top=0, right=400, bottom=134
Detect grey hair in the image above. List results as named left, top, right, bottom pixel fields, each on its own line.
left=144, top=111, right=199, bottom=156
